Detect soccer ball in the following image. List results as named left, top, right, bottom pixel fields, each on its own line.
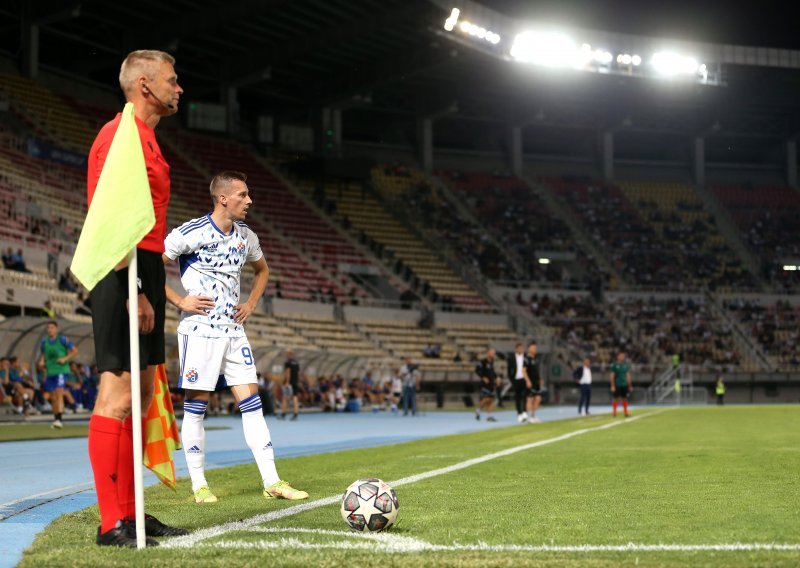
left=340, top=478, right=399, bottom=532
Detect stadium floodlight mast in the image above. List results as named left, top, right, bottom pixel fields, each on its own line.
left=443, top=7, right=501, bottom=45
left=438, top=6, right=717, bottom=85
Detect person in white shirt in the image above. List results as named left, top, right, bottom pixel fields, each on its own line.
left=163, top=170, right=308, bottom=504
left=577, top=357, right=592, bottom=416
left=507, top=343, right=529, bottom=423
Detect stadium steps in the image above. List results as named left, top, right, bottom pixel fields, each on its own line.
left=526, top=176, right=628, bottom=288
left=419, top=173, right=528, bottom=280
left=0, top=74, right=95, bottom=152
left=693, top=184, right=770, bottom=291
left=316, top=182, right=486, bottom=306
left=362, top=177, right=494, bottom=309
left=257, top=160, right=409, bottom=302
left=704, top=293, right=772, bottom=371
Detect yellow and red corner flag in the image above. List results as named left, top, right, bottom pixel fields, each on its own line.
left=144, top=364, right=181, bottom=489
left=71, top=102, right=155, bottom=291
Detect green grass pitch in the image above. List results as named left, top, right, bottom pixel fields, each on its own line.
left=20, top=406, right=800, bottom=567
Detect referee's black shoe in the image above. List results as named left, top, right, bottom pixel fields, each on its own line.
left=125, top=514, right=189, bottom=537
left=96, top=522, right=158, bottom=547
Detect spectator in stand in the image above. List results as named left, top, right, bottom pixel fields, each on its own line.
left=41, top=300, right=57, bottom=318
left=5, top=356, right=36, bottom=415
left=1, top=247, right=13, bottom=269
left=59, top=269, right=78, bottom=292
left=3, top=248, right=30, bottom=272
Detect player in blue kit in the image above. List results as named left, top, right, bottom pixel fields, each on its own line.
left=163, top=171, right=308, bottom=504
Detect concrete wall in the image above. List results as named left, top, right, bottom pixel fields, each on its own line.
left=343, top=305, right=420, bottom=323
left=271, top=298, right=334, bottom=320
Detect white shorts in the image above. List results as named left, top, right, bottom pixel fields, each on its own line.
left=178, top=333, right=257, bottom=391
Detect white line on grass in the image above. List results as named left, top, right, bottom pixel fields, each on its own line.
left=217, top=527, right=800, bottom=554
left=164, top=411, right=665, bottom=549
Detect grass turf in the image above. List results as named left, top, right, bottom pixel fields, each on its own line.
left=19, top=406, right=800, bottom=567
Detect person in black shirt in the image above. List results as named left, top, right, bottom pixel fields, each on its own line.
left=281, top=350, right=300, bottom=420
left=524, top=342, right=545, bottom=423
left=475, top=348, right=499, bottom=422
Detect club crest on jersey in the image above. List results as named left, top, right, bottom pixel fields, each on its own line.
left=185, top=368, right=199, bottom=383
left=236, top=240, right=246, bottom=254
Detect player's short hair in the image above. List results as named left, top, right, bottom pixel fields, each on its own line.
left=209, top=170, right=248, bottom=203
left=119, top=50, right=176, bottom=95
left=46, top=320, right=58, bottom=327
left=528, top=341, right=537, bottom=348
left=515, top=342, right=523, bottom=348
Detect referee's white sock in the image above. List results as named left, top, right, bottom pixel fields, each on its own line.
left=239, top=394, right=280, bottom=486
left=182, top=399, right=209, bottom=492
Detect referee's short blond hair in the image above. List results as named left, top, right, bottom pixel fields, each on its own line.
left=119, top=50, right=175, bottom=96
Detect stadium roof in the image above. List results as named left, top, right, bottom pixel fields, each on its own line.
left=2, top=0, right=800, bottom=163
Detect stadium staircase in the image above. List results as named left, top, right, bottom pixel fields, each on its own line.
left=255, top=161, right=411, bottom=305
left=424, top=173, right=528, bottom=279
left=0, top=74, right=96, bottom=152
left=645, top=364, right=706, bottom=404
left=312, top=177, right=490, bottom=311
left=527, top=177, right=627, bottom=288
left=704, top=293, right=772, bottom=371
left=693, top=184, right=767, bottom=290
left=616, top=180, right=755, bottom=292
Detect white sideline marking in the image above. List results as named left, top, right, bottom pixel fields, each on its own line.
left=210, top=528, right=800, bottom=554
left=164, top=412, right=664, bottom=549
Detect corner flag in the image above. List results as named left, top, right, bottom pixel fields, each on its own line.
left=71, top=102, right=155, bottom=290
left=144, top=364, right=181, bottom=489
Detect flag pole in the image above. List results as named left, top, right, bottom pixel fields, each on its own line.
left=127, top=247, right=146, bottom=550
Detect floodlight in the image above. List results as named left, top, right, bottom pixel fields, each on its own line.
left=631, top=54, right=642, bottom=66
left=443, top=8, right=460, bottom=32
left=538, top=258, right=551, bottom=265
left=651, top=51, right=702, bottom=76
left=783, top=265, right=798, bottom=271
left=510, top=31, right=582, bottom=68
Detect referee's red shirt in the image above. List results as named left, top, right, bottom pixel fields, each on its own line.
left=87, top=113, right=170, bottom=253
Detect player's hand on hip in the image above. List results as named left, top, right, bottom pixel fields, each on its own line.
left=179, top=295, right=215, bottom=315
left=233, top=302, right=255, bottom=324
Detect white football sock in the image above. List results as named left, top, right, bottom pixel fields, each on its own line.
left=182, top=399, right=208, bottom=491
left=239, top=394, right=280, bottom=486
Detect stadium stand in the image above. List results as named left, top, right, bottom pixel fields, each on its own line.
left=350, top=170, right=491, bottom=310
left=710, top=184, right=800, bottom=292
left=547, top=177, right=757, bottom=291
left=724, top=297, right=800, bottom=371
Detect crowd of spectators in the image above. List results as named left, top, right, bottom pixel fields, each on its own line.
left=1, top=355, right=97, bottom=416
left=613, top=297, right=743, bottom=369
left=523, top=293, right=645, bottom=365
left=724, top=298, right=800, bottom=368
left=552, top=179, right=756, bottom=291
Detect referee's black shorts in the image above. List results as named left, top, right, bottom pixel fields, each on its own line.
left=90, top=249, right=166, bottom=373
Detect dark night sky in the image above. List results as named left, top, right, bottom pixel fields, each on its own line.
left=484, top=0, right=800, bottom=50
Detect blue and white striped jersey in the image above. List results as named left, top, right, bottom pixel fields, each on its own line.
left=164, top=214, right=263, bottom=338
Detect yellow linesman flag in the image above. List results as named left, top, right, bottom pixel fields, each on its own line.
left=71, top=102, right=155, bottom=291
left=144, top=364, right=181, bottom=489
